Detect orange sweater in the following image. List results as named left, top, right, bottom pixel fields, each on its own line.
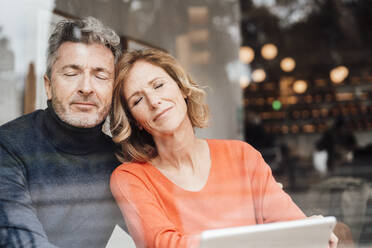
left=110, top=140, right=306, bottom=248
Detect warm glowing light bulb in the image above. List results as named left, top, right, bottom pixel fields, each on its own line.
left=261, top=43, right=278, bottom=60
left=239, top=75, right=250, bottom=88
left=280, top=57, right=296, bottom=72
left=239, top=46, right=255, bottom=64
left=252, top=69, right=266, bottom=83
left=293, top=80, right=308, bottom=94
left=330, top=66, right=349, bottom=84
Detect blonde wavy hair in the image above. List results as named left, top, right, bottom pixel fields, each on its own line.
left=110, top=49, right=209, bottom=163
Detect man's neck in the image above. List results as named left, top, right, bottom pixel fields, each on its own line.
left=42, top=101, right=111, bottom=155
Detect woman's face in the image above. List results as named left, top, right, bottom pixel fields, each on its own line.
left=123, top=60, right=189, bottom=137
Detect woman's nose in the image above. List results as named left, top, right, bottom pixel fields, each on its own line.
left=147, top=94, right=161, bottom=109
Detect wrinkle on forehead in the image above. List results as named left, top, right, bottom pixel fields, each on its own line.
left=54, top=42, right=114, bottom=74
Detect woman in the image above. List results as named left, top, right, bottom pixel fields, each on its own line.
left=110, top=49, right=337, bottom=248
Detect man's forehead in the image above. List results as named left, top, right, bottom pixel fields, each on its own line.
left=54, top=42, right=115, bottom=70
left=56, top=42, right=114, bottom=58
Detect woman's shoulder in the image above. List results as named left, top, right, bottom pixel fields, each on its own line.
left=112, top=161, right=150, bottom=178
left=110, top=162, right=155, bottom=192
left=207, top=139, right=262, bottom=162
left=207, top=139, right=257, bottom=152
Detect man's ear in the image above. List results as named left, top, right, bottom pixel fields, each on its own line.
left=44, top=74, right=52, bottom=100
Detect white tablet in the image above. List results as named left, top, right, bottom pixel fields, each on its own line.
left=200, top=216, right=336, bottom=248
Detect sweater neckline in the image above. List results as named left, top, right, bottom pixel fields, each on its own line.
left=42, top=100, right=112, bottom=155
left=146, top=139, right=214, bottom=194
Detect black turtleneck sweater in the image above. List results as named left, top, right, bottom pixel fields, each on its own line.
left=0, top=102, right=126, bottom=248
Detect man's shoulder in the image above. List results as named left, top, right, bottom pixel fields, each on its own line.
left=0, top=109, right=45, bottom=144
left=0, top=109, right=44, bottom=129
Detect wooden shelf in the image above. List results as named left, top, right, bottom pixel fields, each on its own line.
left=244, top=77, right=372, bottom=135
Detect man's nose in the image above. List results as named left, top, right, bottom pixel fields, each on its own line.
left=78, top=72, right=94, bottom=96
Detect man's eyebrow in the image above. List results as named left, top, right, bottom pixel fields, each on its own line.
left=61, top=64, right=81, bottom=70
left=94, top=67, right=113, bottom=74
left=61, top=65, right=113, bottom=74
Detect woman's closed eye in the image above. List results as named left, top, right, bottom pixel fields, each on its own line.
left=133, top=96, right=143, bottom=106
left=154, top=83, right=164, bottom=89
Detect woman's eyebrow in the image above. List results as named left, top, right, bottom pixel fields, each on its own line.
left=127, top=91, right=140, bottom=102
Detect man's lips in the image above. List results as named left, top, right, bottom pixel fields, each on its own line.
left=153, top=107, right=172, bottom=122
left=71, top=102, right=97, bottom=108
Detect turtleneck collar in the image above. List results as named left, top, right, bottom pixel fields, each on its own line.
left=42, top=100, right=113, bottom=155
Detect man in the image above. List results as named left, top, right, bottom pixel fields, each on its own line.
left=0, top=17, right=126, bottom=248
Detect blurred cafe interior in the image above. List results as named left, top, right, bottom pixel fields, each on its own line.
left=0, top=0, right=371, bottom=247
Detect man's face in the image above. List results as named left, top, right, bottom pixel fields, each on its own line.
left=44, top=42, right=115, bottom=128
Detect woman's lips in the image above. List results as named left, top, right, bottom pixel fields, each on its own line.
left=153, top=107, right=172, bottom=122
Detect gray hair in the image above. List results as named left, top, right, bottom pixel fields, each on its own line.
left=46, top=16, right=121, bottom=78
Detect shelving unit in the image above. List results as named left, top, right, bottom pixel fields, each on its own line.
left=244, top=75, right=372, bottom=135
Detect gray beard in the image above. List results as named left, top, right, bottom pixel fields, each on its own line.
left=51, top=95, right=110, bottom=128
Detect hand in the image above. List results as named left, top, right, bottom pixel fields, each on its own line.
left=308, top=215, right=338, bottom=248
left=328, top=231, right=338, bottom=248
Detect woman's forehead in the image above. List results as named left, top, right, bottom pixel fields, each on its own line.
left=125, top=62, right=170, bottom=89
